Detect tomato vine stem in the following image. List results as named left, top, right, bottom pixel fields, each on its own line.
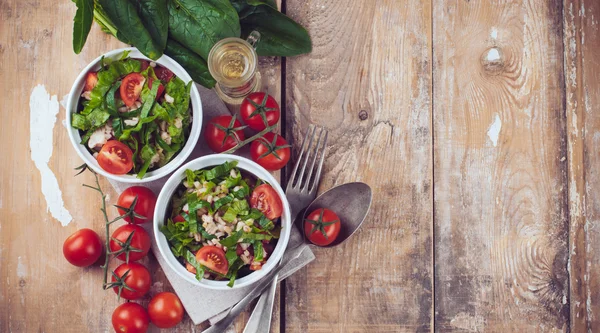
left=221, top=124, right=278, bottom=154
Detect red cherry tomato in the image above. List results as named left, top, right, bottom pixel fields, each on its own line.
left=112, top=263, right=152, bottom=300
left=154, top=66, right=175, bottom=83
left=116, top=186, right=157, bottom=224
left=112, top=302, right=150, bottom=333
left=250, top=184, right=283, bottom=220
left=204, top=116, right=246, bottom=153
left=250, top=132, right=291, bottom=171
left=173, top=215, right=185, bottom=223
left=63, top=228, right=103, bottom=267
left=196, top=246, right=229, bottom=275
left=148, top=77, right=165, bottom=100
left=304, top=208, right=341, bottom=246
left=139, top=60, right=150, bottom=71
left=109, top=224, right=151, bottom=262
left=148, top=292, right=184, bottom=328
left=84, top=72, right=98, bottom=91
left=97, top=140, right=134, bottom=175
left=240, top=92, right=280, bottom=131
left=120, top=73, right=145, bottom=107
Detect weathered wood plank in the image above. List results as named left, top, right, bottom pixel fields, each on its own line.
left=433, top=0, right=569, bottom=331
left=563, top=0, right=600, bottom=332
left=284, top=0, right=433, bottom=332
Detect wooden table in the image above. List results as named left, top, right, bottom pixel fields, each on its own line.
left=1, top=0, right=599, bottom=332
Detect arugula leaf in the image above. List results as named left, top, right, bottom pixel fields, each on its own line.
left=164, top=39, right=216, bottom=88
left=72, top=0, right=94, bottom=54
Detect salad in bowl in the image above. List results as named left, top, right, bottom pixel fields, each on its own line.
left=67, top=48, right=202, bottom=182
left=154, top=155, right=291, bottom=289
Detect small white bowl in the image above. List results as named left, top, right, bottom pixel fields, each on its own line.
left=153, top=154, right=291, bottom=290
left=66, top=47, right=203, bottom=183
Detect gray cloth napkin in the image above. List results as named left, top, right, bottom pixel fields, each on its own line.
left=108, top=85, right=314, bottom=325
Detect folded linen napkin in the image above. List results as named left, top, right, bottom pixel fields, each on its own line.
left=108, top=85, right=314, bottom=325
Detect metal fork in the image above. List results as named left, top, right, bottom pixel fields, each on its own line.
left=243, top=125, right=328, bottom=333
left=203, top=125, right=328, bottom=333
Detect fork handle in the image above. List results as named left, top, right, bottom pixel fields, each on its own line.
left=243, top=274, right=278, bottom=333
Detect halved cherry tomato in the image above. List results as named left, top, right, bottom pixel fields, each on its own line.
left=120, top=73, right=145, bottom=107
left=112, top=262, right=152, bottom=300
left=204, top=116, right=246, bottom=153
left=148, top=77, right=165, bottom=100
left=196, top=246, right=228, bottom=275
left=250, top=184, right=283, bottom=220
left=304, top=208, right=341, bottom=246
left=63, top=228, right=103, bottom=267
left=112, top=302, right=150, bottom=333
left=97, top=140, right=134, bottom=175
left=250, top=132, right=291, bottom=171
left=116, top=186, right=157, bottom=224
left=173, top=215, right=185, bottom=223
left=148, top=292, right=184, bottom=328
left=154, top=67, right=174, bottom=83
left=109, top=224, right=151, bottom=262
left=84, top=72, right=98, bottom=91
left=240, top=92, right=280, bottom=131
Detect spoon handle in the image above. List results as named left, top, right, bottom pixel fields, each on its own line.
left=202, top=244, right=307, bottom=333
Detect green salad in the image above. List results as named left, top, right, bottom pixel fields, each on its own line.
left=71, top=51, right=193, bottom=178
left=160, top=161, right=283, bottom=287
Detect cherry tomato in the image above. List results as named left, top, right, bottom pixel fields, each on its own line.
left=97, top=140, right=134, bottom=175
left=112, top=263, right=152, bottom=300
left=63, top=228, right=103, bottom=267
left=112, top=302, right=149, bottom=333
left=196, top=246, right=229, bottom=275
left=109, top=224, right=151, bottom=262
left=240, top=92, right=280, bottom=131
left=154, top=67, right=175, bottom=83
left=204, top=116, right=246, bottom=153
left=84, top=72, right=98, bottom=91
left=148, top=292, right=184, bottom=328
left=173, top=215, right=185, bottom=223
left=250, top=132, right=291, bottom=171
left=117, top=186, right=157, bottom=224
left=139, top=60, right=150, bottom=71
left=148, top=77, right=165, bottom=100
left=120, top=73, right=145, bottom=107
left=304, top=208, right=341, bottom=246
left=250, top=184, right=283, bottom=220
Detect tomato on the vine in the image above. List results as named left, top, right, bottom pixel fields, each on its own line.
left=250, top=184, right=283, bottom=220
left=250, top=132, right=291, bottom=171
left=240, top=92, right=280, bottom=131
left=116, top=186, right=157, bottom=224
left=111, top=262, right=152, bottom=300
left=97, top=140, right=134, bottom=175
left=112, top=302, right=149, bottom=333
left=109, top=224, right=151, bottom=262
left=148, top=292, right=184, bottom=328
left=63, top=228, right=104, bottom=267
left=204, top=115, right=246, bottom=153
left=304, top=208, right=341, bottom=246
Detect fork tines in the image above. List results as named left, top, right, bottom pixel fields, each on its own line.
left=287, top=125, right=328, bottom=194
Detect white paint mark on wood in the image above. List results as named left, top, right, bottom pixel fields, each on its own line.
left=487, top=48, right=501, bottom=61
left=487, top=114, right=502, bottom=147
left=60, top=94, right=69, bottom=110
left=491, top=27, right=498, bottom=39
left=17, top=256, right=27, bottom=278
left=450, top=312, right=485, bottom=331
left=29, top=84, right=73, bottom=226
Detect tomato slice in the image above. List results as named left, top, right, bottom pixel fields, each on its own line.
left=250, top=184, right=283, bottom=220
left=97, top=140, right=134, bottom=175
left=196, top=246, right=228, bottom=275
left=84, top=72, right=98, bottom=91
left=148, top=77, right=165, bottom=100
left=120, top=73, right=145, bottom=107
left=154, top=67, right=174, bottom=83
left=173, top=215, right=185, bottom=223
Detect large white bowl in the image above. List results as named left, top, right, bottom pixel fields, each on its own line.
left=153, top=154, right=291, bottom=290
left=66, top=47, right=202, bottom=183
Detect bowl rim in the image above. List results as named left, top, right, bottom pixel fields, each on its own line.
left=153, top=154, right=292, bottom=290
left=66, top=47, right=203, bottom=183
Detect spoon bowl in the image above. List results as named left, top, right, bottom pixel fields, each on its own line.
left=302, top=182, right=373, bottom=247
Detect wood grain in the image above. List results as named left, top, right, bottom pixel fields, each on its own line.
left=433, top=0, right=570, bottom=331
left=283, top=0, right=433, bottom=332
left=563, top=0, right=600, bottom=332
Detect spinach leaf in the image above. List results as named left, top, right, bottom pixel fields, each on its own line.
left=238, top=4, right=311, bottom=56
left=165, top=39, right=216, bottom=88
left=84, top=58, right=141, bottom=114
left=86, top=108, right=111, bottom=128
left=132, top=0, right=169, bottom=51
left=230, top=0, right=276, bottom=15
left=185, top=249, right=205, bottom=281
left=105, top=81, right=122, bottom=115
left=226, top=258, right=244, bottom=287
left=73, top=0, right=94, bottom=54
left=118, top=82, right=160, bottom=140
left=71, top=113, right=90, bottom=130
left=168, top=0, right=240, bottom=60
left=137, top=144, right=156, bottom=179
left=253, top=241, right=264, bottom=261
left=98, top=0, right=164, bottom=60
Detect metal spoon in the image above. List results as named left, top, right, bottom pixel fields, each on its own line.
left=242, top=182, right=373, bottom=333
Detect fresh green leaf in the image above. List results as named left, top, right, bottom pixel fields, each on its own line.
left=253, top=241, right=264, bottom=261
left=71, top=113, right=90, bottom=130
left=164, top=39, right=216, bottom=88
left=220, top=230, right=243, bottom=248
left=73, top=0, right=94, bottom=54
left=204, top=161, right=238, bottom=181
left=105, top=81, right=122, bottom=115
left=185, top=249, right=205, bottom=281
left=136, top=144, right=156, bottom=179
left=87, top=108, right=111, bottom=128
left=226, top=259, right=244, bottom=287
left=119, top=82, right=160, bottom=140
left=133, top=0, right=169, bottom=51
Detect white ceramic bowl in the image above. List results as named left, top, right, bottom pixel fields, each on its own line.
left=66, top=47, right=202, bottom=183
left=153, top=154, right=291, bottom=290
